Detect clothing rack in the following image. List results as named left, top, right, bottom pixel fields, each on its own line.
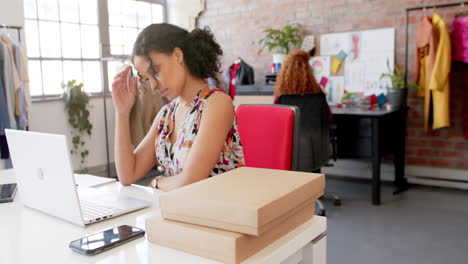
left=0, top=25, right=24, bottom=166
left=0, top=25, right=22, bottom=43
left=404, top=1, right=468, bottom=87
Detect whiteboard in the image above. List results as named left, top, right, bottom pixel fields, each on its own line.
left=320, top=28, right=395, bottom=96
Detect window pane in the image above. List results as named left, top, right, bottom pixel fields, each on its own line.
left=37, top=0, right=59, bottom=21
left=107, top=60, right=129, bottom=92
left=28, top=60, right=43, bottom=96
left=108, top=0, right=122, bottom=26
left=123, top=27, right=137, bottom=55
left=25, top=20, right=40, bottom=57
left=79, top=0, right=98, bottom=24
left=42, top=60, right=63, bottom=95
left=82, top=61, right=102, bottom=93
left=137, top=1, right=151, bottom=28
left=24, top=0, right=37, bottom=19
left=59, top=0, right=79, bottom=23
left=122, top=0, right=137, bottom=27
left=61, top=23, right=81, bottom=58
left=152, top=4, right=164, bottom=24
left=63, top=61, right=83, bottom=84
left=81, top=25, right=99, bottom=58
left=109, top=26, right=123, bottom=55
left=107, top=61, right=118, bottom=92
left=39, top=21, right=61, bottom=57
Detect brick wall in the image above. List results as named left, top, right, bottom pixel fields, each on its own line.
left=198, top=0, right=468, bottom=170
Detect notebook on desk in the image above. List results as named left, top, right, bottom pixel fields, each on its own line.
left=5, top=129, right=151, bottom=226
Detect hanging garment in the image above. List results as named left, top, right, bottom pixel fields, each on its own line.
left=12, top=41, right=29, bottom=130
left=416, top=14, right=451, bottom=132
left=129, top=78, right=168, bottom=147
left=452, top=16, right=468, bottom=63
left=228, top=62, right=241, bottom=100
left=1, top=36, right=21, bottom=92
left=464, top=65, right=468, bottom=140
left=19, top=52, right=31, bottom=112
left=0, top=39, right=17, bottom=130
left=415, top=16, right=438, bottom=98
left=451, top=14, right=468, bottom=139
left=224, top=59, right=254, bottom=99
left=426, top=13, right=451, bottom=131
left=450, top=61, right=468, bottom=139
left=0, top=74, right=10, bottom=135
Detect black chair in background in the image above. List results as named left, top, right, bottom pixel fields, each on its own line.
left=278, top=93, right=341, bottom=216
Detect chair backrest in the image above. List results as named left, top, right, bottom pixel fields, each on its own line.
left=235, top=104, right=300, bottom=171
left=278, top=93, right=330, bottom=172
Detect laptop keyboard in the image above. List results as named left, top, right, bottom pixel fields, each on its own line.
left=80, top=199, right=122, bottom=220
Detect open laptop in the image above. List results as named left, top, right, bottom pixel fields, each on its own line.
left=5, top=129, right=151, bottom=226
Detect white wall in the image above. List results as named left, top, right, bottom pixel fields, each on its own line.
left=167, top=0, right=205, bottom=30
left=29, top=97, right=116, bottom=171
left=0, top=0, right=24, bottom=27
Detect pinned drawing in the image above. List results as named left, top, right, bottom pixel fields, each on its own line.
left=349, top=32, right=362, bottom=60
left=326, top=77, right=345, bottom=104
left=331, top=58, right=342, bottom=74
left=309, top=56, right=330, bottom=81
left=320, top=32, right=351, bottom=56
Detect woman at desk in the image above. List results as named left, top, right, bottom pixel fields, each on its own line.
left=273, top=50, right=332, bottom=121
left=112, top=23, right=245, bottom=191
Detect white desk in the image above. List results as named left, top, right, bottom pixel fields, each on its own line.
left=0, top=169, right=326, bottom=264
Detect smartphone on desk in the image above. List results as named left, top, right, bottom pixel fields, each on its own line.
left=69, top=225, right=145, bottom=256
left=0, top=183, right=17, bottom=203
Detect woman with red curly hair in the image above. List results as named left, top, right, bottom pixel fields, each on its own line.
left=273, top=49, right=331, bottom=120
left=273, top=50, right=323, bottom=99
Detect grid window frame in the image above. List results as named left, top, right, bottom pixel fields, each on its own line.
left=24, top=0, right=167, bottom=100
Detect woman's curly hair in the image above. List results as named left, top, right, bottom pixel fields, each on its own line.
left=132, top=23, right=223, bottom=86
left=274, top=50, right=323, bottom=97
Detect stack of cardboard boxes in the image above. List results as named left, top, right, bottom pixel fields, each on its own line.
left=146, top=167, right=325, bottom=264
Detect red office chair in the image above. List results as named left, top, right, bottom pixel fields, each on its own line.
left=235, top=104, right=300, bottom=171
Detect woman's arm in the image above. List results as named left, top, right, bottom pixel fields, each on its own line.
left=157, top=92, right=234, bottom=191
left=112, top=66, right=162, bottom=186
left=115, top=110, right=163, bottom=186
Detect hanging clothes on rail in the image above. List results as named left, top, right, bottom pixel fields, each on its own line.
left=452, top=15, right=468, bottom=139
left=11, top=39, right=30, bottom=130
left=0, top=29, right=30, bottom=165
left=452, top=15, right=468, bottom=63
left=224, top=59, right=254, bottom=100
left=0, top=35, right=18, bottom=131
left=415, top=13, right=451, bottom=132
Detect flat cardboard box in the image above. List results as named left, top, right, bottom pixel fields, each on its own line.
left=147, top=200, right=315, bottom=264
left=159, top=167, right=324, bottom=236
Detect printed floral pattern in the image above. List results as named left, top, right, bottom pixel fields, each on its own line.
left=155, top=88, right=245, bottom=177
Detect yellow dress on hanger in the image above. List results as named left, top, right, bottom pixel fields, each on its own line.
left=426, top=13, right=451, bottom=131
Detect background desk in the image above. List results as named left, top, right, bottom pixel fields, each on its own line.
left=330, top=106, right=409, bottom=205
left=0, top=169, right=327, bottom=264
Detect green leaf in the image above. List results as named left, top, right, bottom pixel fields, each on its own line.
left=63, top=79, right=93, bottom=170
left=258, top=24, right=301, bottom=55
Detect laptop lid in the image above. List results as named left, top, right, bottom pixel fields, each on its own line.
left=5, top=129, right=85, bottom=226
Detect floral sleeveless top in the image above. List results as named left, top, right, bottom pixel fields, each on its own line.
left=155, top=87, right=245, bottom=177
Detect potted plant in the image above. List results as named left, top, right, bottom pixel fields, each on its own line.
left=62, top=80, right=93, bottom=173
left=258, top=24, right=301, bottom=64
left=380, top=59, right=418, bottom=109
